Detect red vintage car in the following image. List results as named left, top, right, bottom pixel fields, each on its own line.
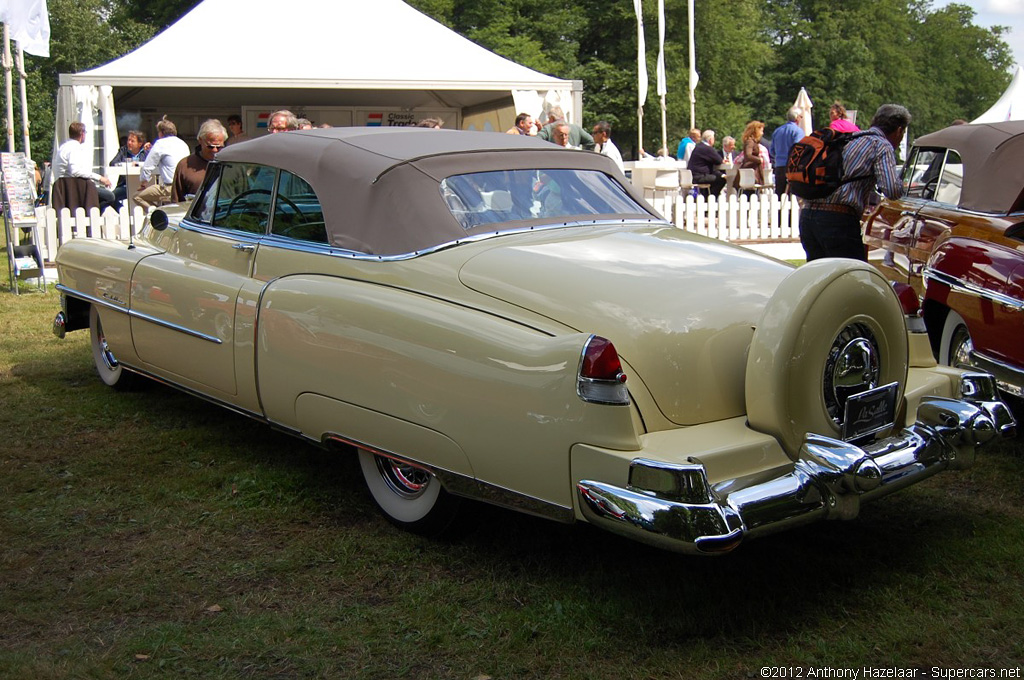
left=863, top=121, right=1024, bottom=397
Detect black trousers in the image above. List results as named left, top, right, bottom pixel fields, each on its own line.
left=799, top=208, right=866, bottom=261
left=774, top=170, right=788, bottom=198
left=692, top=172, right=726, bottom=197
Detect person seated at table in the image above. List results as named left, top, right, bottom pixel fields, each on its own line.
left=676, top=128, right=700, bottom=161
left=135, top=116, right=191, bottom=209
left=720, top=136, right=737, bottom=164
left=109, top=130, right=149, bottom=204
left=687, top=129, right=727, bottom=197
left=53, top=121, right=118, bottom=213
left=171, top=119, right=227, bottom=202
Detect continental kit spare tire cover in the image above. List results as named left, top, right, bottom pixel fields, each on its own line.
left=745, top=259, right=909, bottom=459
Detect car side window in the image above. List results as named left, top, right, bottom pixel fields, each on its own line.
left=904, top=149, right=943, bottom=200
left=933, top=150, right=962, bottom=206
left=270, top=171, right=328, bottom=244
left=202, top=163, right=278, bottom=235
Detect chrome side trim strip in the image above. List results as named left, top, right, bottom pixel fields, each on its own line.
left=58, top=283, right=225, bottom=345
left=255, top=218, right=667, bottom=262
left=57, top=284, right=129, bottom=313
left=126, top=309, right=224, bottom=344
left=324, top=433, right=574, bottom=523
left=966, top=352, right=1024, bottom=397
left=924, top=268, right=1024, bottom=311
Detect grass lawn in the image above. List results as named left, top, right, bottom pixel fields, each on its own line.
left=2, top=256, right=1023, bottom=678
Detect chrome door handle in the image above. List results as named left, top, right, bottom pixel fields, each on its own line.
left=232, top=243, right=256, bottom=253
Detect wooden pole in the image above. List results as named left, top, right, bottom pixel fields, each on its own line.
left=16, top=45, right=29, bottom=158
left=3, top=26, right=15, bottom=152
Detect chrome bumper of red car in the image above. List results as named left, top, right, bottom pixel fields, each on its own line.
left=577, top=378, right=1014, bottom=556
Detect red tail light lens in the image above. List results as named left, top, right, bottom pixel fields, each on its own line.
left=578, top=336, right=629, bottom=405
left=581, top=336, right=625, bottom=381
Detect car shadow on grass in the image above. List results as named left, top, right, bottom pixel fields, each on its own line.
left=73, top=374, right=1024, bottom=652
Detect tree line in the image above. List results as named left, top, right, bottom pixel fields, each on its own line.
left=10, top=0, right=1014, bottom=165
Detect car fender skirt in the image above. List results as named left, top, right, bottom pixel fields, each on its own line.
left=577, top=395, right=998, bottom=555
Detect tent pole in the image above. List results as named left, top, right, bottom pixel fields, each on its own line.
left=638, top=105, right=644, bottom=157
left=3, top=26, right=14, bottom=152
left=660, top=95, right=667, bottom=159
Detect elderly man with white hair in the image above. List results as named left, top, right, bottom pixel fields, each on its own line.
left=687, top=129, right=727, bottom=197
left=171, top=119, right=228, bottom=202
left=771, top=106, right=805, bottom=197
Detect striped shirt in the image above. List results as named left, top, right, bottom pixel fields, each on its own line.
left=806, top=127, right=903, bottom=213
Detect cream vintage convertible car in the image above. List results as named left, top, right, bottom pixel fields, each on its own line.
left=52, top=128, right=1015, bottom=554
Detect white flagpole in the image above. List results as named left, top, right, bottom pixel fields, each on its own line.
left=3, top=25, right=14, bottom=152
left=634, top=0, right=647, bottom=155
left=688, top=0, right=698, bottom=129
left=657, top=0, right=667, bottom=157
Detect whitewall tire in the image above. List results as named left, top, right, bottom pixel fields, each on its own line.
left=90, top=306, right=138, bottom=391
left=358, top=450, right=460, bottom=536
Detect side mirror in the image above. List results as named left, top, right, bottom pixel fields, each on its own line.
left=150, top=209, right=169, bottom=231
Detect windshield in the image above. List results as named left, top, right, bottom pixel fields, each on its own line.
left=439, top=169, right=649, bottom=230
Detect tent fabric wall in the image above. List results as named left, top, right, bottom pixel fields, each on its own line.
left=58, top=0, right=582, bottom=179
left=50, top=85, right=117, bottom=200
left=973, top=66, right=1024, bottom=124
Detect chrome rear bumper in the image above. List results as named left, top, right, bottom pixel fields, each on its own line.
left=577, top=375, right=1015, bottom=555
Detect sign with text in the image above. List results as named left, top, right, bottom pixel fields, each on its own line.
left=1, top=152, right=37, bottom=222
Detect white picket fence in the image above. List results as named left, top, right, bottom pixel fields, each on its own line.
left=16, top=193, right=804, bottom=263
left=16, top=205, right=147, bottom=263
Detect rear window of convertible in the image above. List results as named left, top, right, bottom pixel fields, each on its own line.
left=439, top=169, right=648, bottom=230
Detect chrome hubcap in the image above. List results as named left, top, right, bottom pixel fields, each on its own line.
left=375, top=455, right=431, bottom=499
left=950, top=326, right=973, bottom=369
left=98, top=328, right=119, bottom=371
left=824, top=323, right=881, bottom=426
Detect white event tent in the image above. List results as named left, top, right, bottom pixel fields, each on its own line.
left=56, top=0, right=581, bottom=174
left=972, top=65, right=1024, bottom=124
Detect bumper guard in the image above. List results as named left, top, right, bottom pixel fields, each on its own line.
left=577, top=374, right=1014, bottom=555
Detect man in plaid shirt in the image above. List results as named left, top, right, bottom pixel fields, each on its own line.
left=799, top=104, right=911, bottom=261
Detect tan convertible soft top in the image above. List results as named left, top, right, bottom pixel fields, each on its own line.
left=912, top=121, right=1024, bottom=215
left=214, top=127, right=654, bottom=256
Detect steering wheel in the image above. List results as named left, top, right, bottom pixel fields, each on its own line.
left=226, top=189, right=305, bottom=220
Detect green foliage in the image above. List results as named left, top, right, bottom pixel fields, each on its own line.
left=15, top=0, right=157, bottom=165
left=3, top=0, right=1015, bottom=165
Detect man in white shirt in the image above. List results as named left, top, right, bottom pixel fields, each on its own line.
left=591, top=121, right=624, bottom=173
left=134, top=115, right=191, bottom=209
left=53, top=121, right=117, bottom=212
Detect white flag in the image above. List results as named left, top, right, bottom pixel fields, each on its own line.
left=0, top=0, right=50, bottom=57
left=634, top=0, right=647, bottom=108
left=656, top=0, right=666, bottom=97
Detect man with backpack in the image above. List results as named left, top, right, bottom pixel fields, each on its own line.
left=798, top=103, right=910, bottom=261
